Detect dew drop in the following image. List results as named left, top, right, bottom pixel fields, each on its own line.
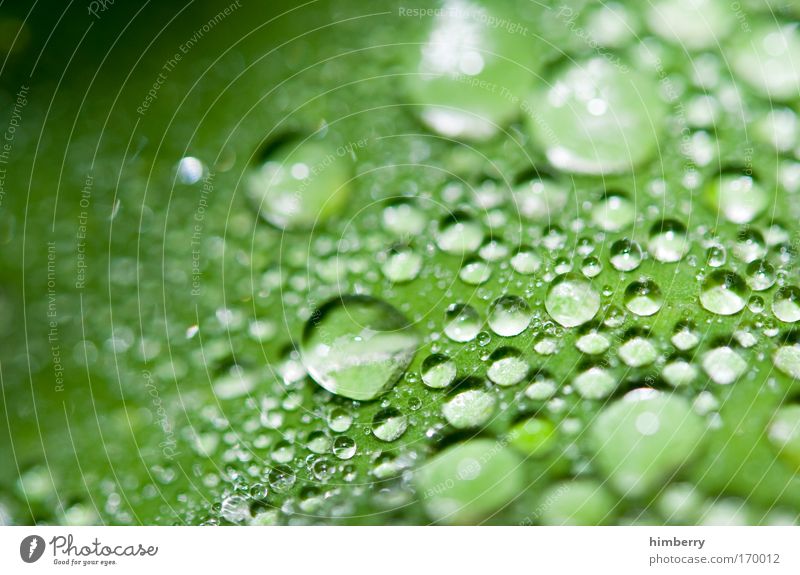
left=442, top=389, right=496, bottom=429
left=624, top=278, right=663, bottom=317
left=488, top=295, right=531, bottom=337
left=301, top=295, right=420, bottom=401
left=545, top=275, right=601, bottom=328
left=699, top=270, right=747, bottom=316
left=487, top=347, right=528, bottom=387
left=444, top=303, right=482, bottom=342
left=421, top=354, right=458, bottom=389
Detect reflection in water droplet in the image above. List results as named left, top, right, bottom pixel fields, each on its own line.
left=706, top=174, right=769, bottom=224
left=592, top=194, right=635, bottom=232
left=246, top=139, right=351, bottom=231
left=610, top=238, right=643, bottom=271
left=573, top=366, right=617, bottom=399
left=421, top=354, right=457, bottom=388
left=488, top=295, right=531, bottom=336
left=487, top=347, right=528, bottom=386
left=527, top=58, right=665, bottom=174
left=301, top=295, right=419, bottom=401
left=442, top=389, right=496, bottom=429
left=444, top=303, right=482, bottom=342
left=436, top=211, right=483, bottom=256
left=545, top=275, right=601, bottom=328
left=773, top=286, right=800, bottom=323
left=372, top=408, right=408, bottom=442
left=703, top=346, right=747, bottom=385
left=648, top=220, right=689, bottom=262
left=699, top=270, right=747, bottom=316
left=624, top=278, right=663, bottom=317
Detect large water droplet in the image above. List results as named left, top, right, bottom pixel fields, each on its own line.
left=767, top=405, right=800, bottom=468
left=444, top=303, right=482, bottom=342
left=646, top=0, right=735, bottom=50
left=372, top=408, right=409, bottom=442
left=773, top=286, right=800, bottom=323
left=702, top=346, right=747, bottom=385
left=246, top=138, right=351, bottom=230
left=624, top=278, right=663, bottom=316
left=648, top=220, right=690, bottom=262
left=730, top=23, right=800, bottom=101
left=421, top=353, right=458, bottom=388
left=573, top=365, right=617, bottom=399
left=545, top=274, right=601, bottom=328
left=699, top=270, right=747, bottom=316
left=414, top=439, right=522, bottom=524
left=442, top=389, right=496, bottom=429
left=527, top=58, right=665, bottom=174
left=610, top=238, right=643, bottom=272
left=436, top=211, right=483, bottom=256
left=488, top=295, right=531, bottom=336
left=406, top=0, right=536, bottom=140
left=705, top=174, right=770, bottom=224
left=487, top=347, right=528, bottom=386
left=591, top=193, right=635, bottom=232
left=590, top=389, right=705, bottom=496
left=301, top=295, right=420, bottom=401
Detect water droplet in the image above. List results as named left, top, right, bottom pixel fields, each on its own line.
left=730, top=23, right=800, bottom=101
left=328, top=408, right=353, bottom=433
left=591, top=194, right=635, bottom=232
left=332, top=435, right=357, bottom=460
left=618, top=334, right=657, bottom=367
left=610, top=238, right=643, bottom=272
left=246, top=138, right=351, bottom=230
left=590, top=389, right=705, bottom=496
left=767, top=405, right=800, bottom=468
left=267, top=464, right=297, bottom=493
left=539, top=480, right=618, bottom=526
left=576, top=330, right=611, bottom=355
left=442, top=389, right=496, bottom=429
left=745, top=259, right=776, bottom=291
left=672, top=321, right=700, bottom=351
left=545, top=274, right=601, bottom=328
left=702, top=346, right=746, bottom=385
left=382, top=200, right=427, bottom=237
left=624, top=278, right=663, bottom=317
left=706, top=244, right=727, bottom=267
left=699, top=270, right=747, bottom=316
left=301, top=295, right=420, bottom=401
left=663, top=359, right=698, bottom=387
left=406, top=0, right=538, bottom=139
left=773, top=286, right=800, bottom=323
left=436, top=211, right=483, bottom=256
left=459, top=258, right=492, bottom=285
left=573, top=366, right=617, bottom=399
left=706, top=174, right=769, bottom=224
left=487, top=347, right=528, bottom=386
left=512, top=178, right=568, bottom=221
left=774, top=343, right=800, bottom=379
left=176, top=156, right=205, bottom=184
left=733, top=228, right=767, bottom=263
left=372, top=408, right=408, bottom=442
left=648, top=220, right=689, bottom=262
left=413, top=439, right=522, bottom=524
left=381, top=245, right=423, bottom=283
left=527, top=58, right=665, bottom=174
left=444, top=303, right=482, bottom=342
left=525, top=375, right=557, bottom=400
left=510, top=246, right=541, bottom=275
left=421, top=354, right=458, bottom=389
left=488, top=295, right=531, bottom=336
left=509, top=417, right=555, bottom=457
left=306, top=431, right=332, bottom=454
